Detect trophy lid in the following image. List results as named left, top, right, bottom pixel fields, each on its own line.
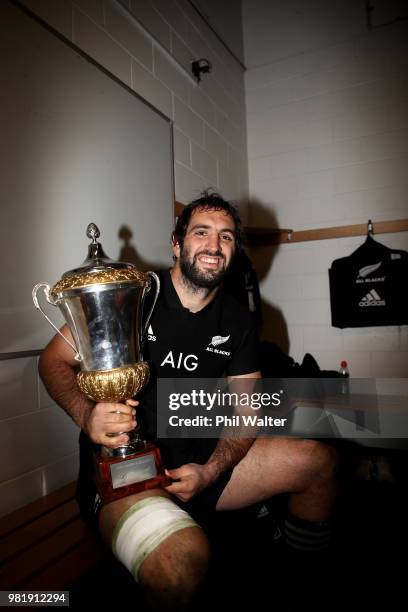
left=51, top=223, right=149, bottom=296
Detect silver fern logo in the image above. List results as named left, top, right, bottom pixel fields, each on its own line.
left=358, top=262, right=382, bottom=278
left=209, top=335, right=230, bottom=347
left=206, top=334, right=231, bottom=356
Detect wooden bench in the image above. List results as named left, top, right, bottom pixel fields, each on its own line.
left=0, top=482, right=107, bottom=590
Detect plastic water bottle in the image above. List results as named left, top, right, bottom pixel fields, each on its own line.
left=338, top=360, right=350, bottom=395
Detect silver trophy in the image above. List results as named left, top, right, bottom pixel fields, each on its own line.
left=33, top=223, right=169, bottom=502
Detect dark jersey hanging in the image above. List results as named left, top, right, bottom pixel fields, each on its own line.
left=223, top=249, right=262, bottom=329
left=329, top=235, right=408, bottom=328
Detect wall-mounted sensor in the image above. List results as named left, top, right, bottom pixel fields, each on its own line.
left=191, top=59, right=211, bottom=82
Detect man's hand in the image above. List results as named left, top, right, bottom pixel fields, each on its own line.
left=83, top=398, right=138, bottom=447
left=164, top=463, right=216, bottom=502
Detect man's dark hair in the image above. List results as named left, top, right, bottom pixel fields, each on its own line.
left=173, top=190, right=243, bottom=252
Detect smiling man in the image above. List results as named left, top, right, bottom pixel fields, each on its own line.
left=39, top=191, right=337, bottom=609
left=176, top=206, right=236, bottom=290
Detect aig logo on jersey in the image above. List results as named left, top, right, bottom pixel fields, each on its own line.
left=206, top=334, right=231, bottom=357
left=160, top=351, right=198, bottom=371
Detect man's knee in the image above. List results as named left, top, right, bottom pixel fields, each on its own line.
left=299, top=439, right=338, bottom=483
left=139, top=525, right=210, bottom=608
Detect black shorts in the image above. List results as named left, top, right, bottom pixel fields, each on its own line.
left=76, top=436, right=233, bottom=533
left=75, top=438, right=102, bottom=532
left=178, top=470, right=233, bottom=529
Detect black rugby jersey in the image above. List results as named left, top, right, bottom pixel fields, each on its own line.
left=137, top=269, right=260, bottom=467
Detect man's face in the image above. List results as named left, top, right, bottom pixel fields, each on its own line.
left=174, top=208, right=237, bottom=289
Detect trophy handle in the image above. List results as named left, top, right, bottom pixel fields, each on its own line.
left=142, top=272, right=160, bottom=339
left=32, top=283, right=82, bottom=361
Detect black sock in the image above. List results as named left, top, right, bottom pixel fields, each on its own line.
left=284, top=513, right=331, bottom=552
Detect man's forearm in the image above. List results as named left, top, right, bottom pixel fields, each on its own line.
left=205, top=437, right=255, bottom=482
left=204, top=375, right=261, bottom=483
left=39, top=352, right=94, bottom=431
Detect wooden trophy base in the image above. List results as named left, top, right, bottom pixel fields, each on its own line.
left=93, top=442, right=171, bottom=504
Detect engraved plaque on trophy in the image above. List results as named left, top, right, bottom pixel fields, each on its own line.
left=33, top=223, right=170, bottom=503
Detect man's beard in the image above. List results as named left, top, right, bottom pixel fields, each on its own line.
left=179, top=247, right=230, bottom=290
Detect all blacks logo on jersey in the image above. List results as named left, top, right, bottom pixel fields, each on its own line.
left=206, top=334, right=231, bottom=357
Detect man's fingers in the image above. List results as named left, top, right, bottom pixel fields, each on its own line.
left=103, top=433, right=129, bottom=448
left=96, top=402, right=135, bottom=416
left=165, top=470, right=193, bottom=490
left=165, top=467, right=183, bottom=480
left=105, top=420, right=136, bottom=434
left=89, top=402, right=138, bottom=445
left=125, top=399, right=139, bottom=407
left=164, top=480, right=192, bottom=502
left=165, top=480, right=184, bottom=494
left=105, top=412, right=137, bottom=425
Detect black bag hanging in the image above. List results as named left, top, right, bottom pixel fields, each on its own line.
left=329, top=234, right=408, bottom=328
left=223, top=249, right=262, bottom=329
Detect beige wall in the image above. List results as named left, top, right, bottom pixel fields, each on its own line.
left=23, top=0, right=249, bottom=211
left=243, top=0, right=408, bottom=376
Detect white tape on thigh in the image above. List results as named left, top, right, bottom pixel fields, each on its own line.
left=112, top=496, right=199, bottom=582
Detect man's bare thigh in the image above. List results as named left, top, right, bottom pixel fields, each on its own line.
left=216, top=437, right=320, bottom=511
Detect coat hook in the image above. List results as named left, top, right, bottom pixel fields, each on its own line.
left=367, top=219, right=374, bottom=236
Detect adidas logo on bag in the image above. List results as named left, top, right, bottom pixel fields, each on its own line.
left=359, top=289, right=385, bottom=307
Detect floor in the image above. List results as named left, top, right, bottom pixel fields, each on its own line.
left=70, top=444, right=408, bottom=610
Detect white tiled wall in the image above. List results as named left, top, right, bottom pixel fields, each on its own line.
left=0, top=357, right=79, bottom=517
left=1, top=0, right=247, bottom=517
left=0, top=447, right=79, bottom=518
left=244, top=2, right=408, bottom=376
left=22, top=0, right=249, bottom=211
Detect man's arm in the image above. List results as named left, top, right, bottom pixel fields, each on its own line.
left=165, top=371, right=261, bottom=502
left=39, top=325, right=137, bottom=447
left=201, top=371, right=261, bottom=480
